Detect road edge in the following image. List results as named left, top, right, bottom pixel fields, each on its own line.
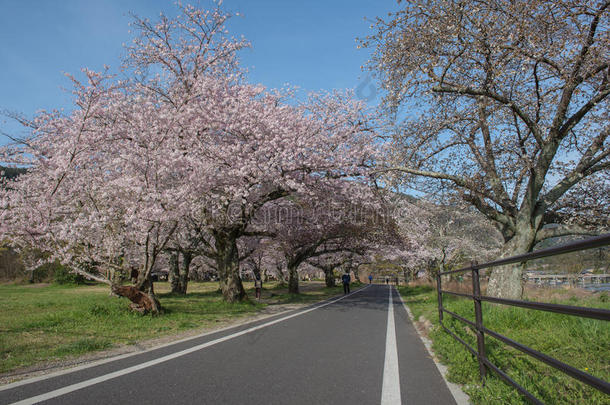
left=395, top=290, right=471, bottom=405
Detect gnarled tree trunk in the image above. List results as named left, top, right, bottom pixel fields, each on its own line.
left=324, top=268, right=335, bottom=288
left=487, top=220, right=539, bottom=299
left=169, top=251, right=193, bottom=295
left=169, top=251, right=180, bottom=293
left=288, top=264, right=299, bottom=294
left=132, top=269, right=161, bottom=314
left=215, top=230, right=246, bottom=302
left=112, top=284, right=159, bottom=314
left=177, top=251, right=191, bottom=295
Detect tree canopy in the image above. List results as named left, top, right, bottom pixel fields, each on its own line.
left=362, top=0, right=609, bottom=298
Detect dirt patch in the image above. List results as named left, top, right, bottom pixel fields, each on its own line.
left=415, top=315, right=434, bottom=338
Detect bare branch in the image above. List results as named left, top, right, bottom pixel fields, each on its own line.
left=432, top=83, right=544, bottom=147
left=535, top=224, right=601, bottom=244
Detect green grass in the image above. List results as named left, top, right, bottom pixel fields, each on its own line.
left=398, top=285, right=610, bottom=404
left=0, top=280, right=348, bottom=374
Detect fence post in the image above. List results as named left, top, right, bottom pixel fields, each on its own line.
left=436, top=273, right=443, bottom=324
left=471, top=260, right=487, bottom=382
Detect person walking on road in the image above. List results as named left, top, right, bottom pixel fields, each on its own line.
left=341, top=271, right=351, bottom=294
left=368, top=274, right=373, bottom=284
left=385, top=276, right=389, bottom=285
left=254, top=275, right=263, bottom=301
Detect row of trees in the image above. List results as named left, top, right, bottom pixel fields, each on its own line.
left=1, top=1, right=607, bottom=309
left=0, top=3, right=415, bottom=313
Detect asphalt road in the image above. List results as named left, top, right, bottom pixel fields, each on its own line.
left=0, top=284, right=457, bottom=405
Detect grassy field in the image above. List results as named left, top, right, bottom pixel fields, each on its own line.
left=0, top=280, right=353, bottom=375
left=398, top=283, right=610, bottom=404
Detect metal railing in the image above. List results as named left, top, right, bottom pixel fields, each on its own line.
left=436, top=233, right=610, bottom=404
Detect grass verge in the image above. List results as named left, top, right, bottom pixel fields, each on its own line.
left=0, top=280, right=350, bottom=375
left=397, top=284, right=610, bottom=404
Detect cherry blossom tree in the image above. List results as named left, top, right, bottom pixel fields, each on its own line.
left=166, top=213, right=225, bottom=295
left=0, top=2, right=248, bottom=311
left=262, top=182, right=396, bottom=293
left=238, top=236, right=276, bottom=281
left=418, top=202, right=503, bottom=281
left=0, top=70, right=190, bottom=313
left=1, top=3, right=381, bottom=308
left=307, top=252, right=355, bottom=287
left=362, top=0, right=610, bottom=298
left=161, top=84, right=378, bottom=301
left=261, top=242, right=289, bottom=283
left=121, top=3, right=377, bottom=302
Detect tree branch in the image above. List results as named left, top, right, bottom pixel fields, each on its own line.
left=72, top=267, right=112, bottom=285
left=535, top=224, right=601, bottom=244
left=462, top=192, right=515, bottom=231
left=432, top=83, right=544, bottom=146
left=540, top=130, right=609, bottom=208
left=374, top=165, right=504, bottom=208
left=373, top=166, right=470, bottom=188
left=558, top=85, right=610, bottom=138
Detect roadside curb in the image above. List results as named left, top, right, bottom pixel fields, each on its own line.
left=396, top=290, right=471, bottom=405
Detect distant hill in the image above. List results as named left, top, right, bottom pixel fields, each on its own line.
left=528, top=233, right=610, bottom=273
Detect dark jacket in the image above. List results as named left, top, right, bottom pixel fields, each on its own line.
left=341, top=274, right=351, bottom=285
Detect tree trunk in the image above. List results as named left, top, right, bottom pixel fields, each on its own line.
left=324, top=268, right=335, bottom=287
left=440, top=260, right=450, bottom=284
left=169, top=251, right=180, bottom=293
left=288, top=265, right=299, bottom=294
left=215, top=231, right=246, bottom=302
left=112, top=285, right=159, bottom=314
left=403, top=268, right=410, bottom=283
left=134, top=269, right=161, bottom=314
left=252, top=264, right=262, bottom=281
left=177, top=251, right=191, bottom=295
left=276, top=264, right=287, bottom=286
left=487, top=222, right=538, bottom=299
left=262, top=268, right=269, bottom=282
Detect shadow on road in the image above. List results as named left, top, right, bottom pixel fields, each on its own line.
left=319, top=285, right=392, bottom=313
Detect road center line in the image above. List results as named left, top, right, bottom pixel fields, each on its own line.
left=381, top=286, right=402, bottom=405
left=10, top=285, right=371, bottom=405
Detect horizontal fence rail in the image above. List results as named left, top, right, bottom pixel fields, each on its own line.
left=436, top=233, right=610, bottom=403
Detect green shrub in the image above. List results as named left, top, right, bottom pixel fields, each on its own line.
left=30, top=263, right=51, bottom=282
left=53, top=265, right=85, bottom=285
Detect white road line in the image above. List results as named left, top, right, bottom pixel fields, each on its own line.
left=381, top=286, right=402, bottom=405
left=9, top=285, right=371, bottom=405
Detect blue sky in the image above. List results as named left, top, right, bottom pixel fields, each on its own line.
left=0, top=0, right=398, bottom=144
